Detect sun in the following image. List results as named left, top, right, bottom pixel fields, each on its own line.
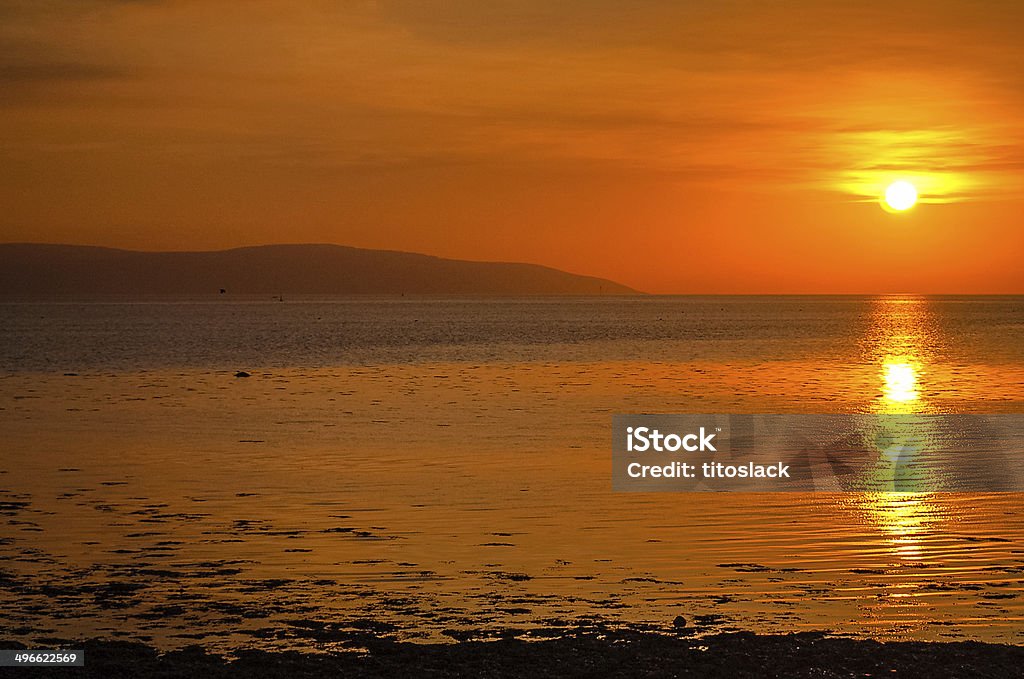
left=883, top=180, right=918, bottom=212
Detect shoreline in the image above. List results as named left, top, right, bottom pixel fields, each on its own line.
left=3, top=630, right=1022, bottom=678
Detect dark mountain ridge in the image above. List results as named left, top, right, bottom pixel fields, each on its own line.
left=0, top=243, right=638, bottom=295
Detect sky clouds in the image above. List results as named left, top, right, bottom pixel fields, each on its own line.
left=2, top=1, right=1023, bottom=291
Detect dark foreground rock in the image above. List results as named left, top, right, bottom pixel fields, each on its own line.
left=2, top=631, right=1023, bottom=678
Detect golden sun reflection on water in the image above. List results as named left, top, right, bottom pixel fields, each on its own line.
left=865, top=296, right=939, bottom=415
left=883, top=362, right=919, bottom=405
left=859, top=493, right=936, bottom=561
left=861, top=297, right=942, bottom=497
left=858, top=297, right=944, bottom=573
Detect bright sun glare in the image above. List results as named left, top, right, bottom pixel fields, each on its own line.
left=884, top=180, right=918, bottom=212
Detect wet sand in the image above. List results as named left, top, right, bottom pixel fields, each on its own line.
left=3, top=630, right=1023, bottom=678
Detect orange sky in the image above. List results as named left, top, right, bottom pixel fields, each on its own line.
left=1, top=0, right=1023, bottom=293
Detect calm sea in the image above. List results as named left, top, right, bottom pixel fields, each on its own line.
left=3, top=295, right=1024, bottom=373
left=2, top=295, right=1024, bottom=650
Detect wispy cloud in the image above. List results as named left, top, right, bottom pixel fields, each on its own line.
left=2, top=0, right=1024, bottom=292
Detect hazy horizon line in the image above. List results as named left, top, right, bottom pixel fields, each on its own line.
left=2, top=242, right=1022, bottom=296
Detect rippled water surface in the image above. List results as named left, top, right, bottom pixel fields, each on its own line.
left=2, top=295, right=1024, bottom=650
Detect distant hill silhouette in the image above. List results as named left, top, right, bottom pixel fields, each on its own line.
left=0, top=243, right=638, bottom=295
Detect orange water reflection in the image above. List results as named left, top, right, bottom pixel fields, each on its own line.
left=857, top=297, right=945, bottom=607
left=859, top=297, right=942, bottom=494
left=863, top=296, right=941, bottom=414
